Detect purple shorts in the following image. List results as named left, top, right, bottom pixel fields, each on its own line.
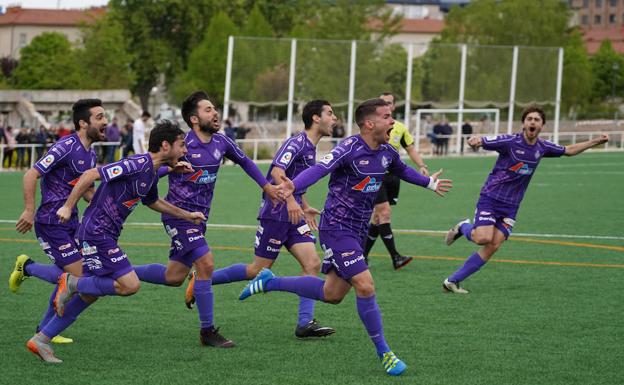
left=34, top=222, right=82, bottom=268
left=163, top=219, right=210, bottom=268
left=254, top=219, right=316, bottom=260
left=79, top=238, right=133, bottom=280
left=473, top=195, right=519, bottom=239
left=319, top=230, right=368, bottom=280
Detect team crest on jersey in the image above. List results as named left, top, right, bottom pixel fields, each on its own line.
left=535, top=150, right=540, bottom=159
left=106, top=165, right=123, bottom=179
left=279, top=151, right=293, bottom=165
left=138, top=158, right=146, bottom=163
left=122, top=197, right=141, bottom=210
left=40, top=154, right=55, bottom=169
left=188, top=170, right=217, bottom=184
left=509, top=162, right=533, bottom=175
left=319, top=153, right=334, bottom=165
left=213, top=149, right=221, bottom=159
left=352, top=176, right=382, bottom=193
left=343, top=138, right=353, bottom=145
left=381, top=156, right=389, bottom=168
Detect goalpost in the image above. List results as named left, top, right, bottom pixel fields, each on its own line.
left=414, top=108, right=501, bottom=154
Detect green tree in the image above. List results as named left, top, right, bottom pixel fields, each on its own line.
left=77, top=16, right=134, bottom=89
left=590, top=40, right=624, bottom=102
left=12, top=32, right=82, bottom=89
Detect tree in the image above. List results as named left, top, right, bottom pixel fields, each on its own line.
left=77, top=16, right=134, bottom=89
left=590, top=40, right=624, bottom=102
left=12, top=32, right=82, bottom=89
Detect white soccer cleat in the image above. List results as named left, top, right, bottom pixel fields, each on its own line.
left=443, top=278, right=469, bottom=294
left=445, top=219, right=471, bottom=246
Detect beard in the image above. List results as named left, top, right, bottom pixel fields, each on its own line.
left=199, top=121, right=219, bottom=134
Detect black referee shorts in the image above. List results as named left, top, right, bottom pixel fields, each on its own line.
left=374, top=173, right=400, bottom=206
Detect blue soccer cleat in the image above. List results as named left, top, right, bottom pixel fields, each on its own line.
left=380, top=351, right=407, bottom=376
left=239, top=268, right=275, bottom=300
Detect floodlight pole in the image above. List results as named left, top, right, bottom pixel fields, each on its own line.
left=553, top=47, right=564, bottom=144
left=347, top=40, right=357, bottom=137
left=223, top=36, right=234, bottom=122
left=507, top=45, right=518, bottom=135
left=456, top=44, right=467, bottom=154
left=404, top=43, right=414, bottom=135
left=286, top=38, right=297, bottom=139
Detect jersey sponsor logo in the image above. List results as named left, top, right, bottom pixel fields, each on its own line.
left=188, top=235, right=204, bottom=242
left=279, top=151, right=293, bottom=165
left=64, top=138, right=74, bottom=145
left=191, top=153, right=201, bottom=158
left=108, top=247, right=120, bottom=255
left=359, top=160, right=369, bottom=165
left=319, top=153, right=334, bottom=165
left=188, top=170, right=217, bottom=184
left=39, top=154, right=55, bottom=169
left=268, top=238, right=282, bottom=245
left=343, top=254, right=365, bottom=267
left=111, top=254, right=128, bottom=263
left=485, top=135, right=498, bottom=141
left=186, top=228, right=200, bottom=234
left=138, top=158, right=146, bottom=163
left=509, top=162, right=533, bottom=175
left=343, top=138, right=353, bottom=145
left=266, top=245, right=280, bottom=253
left=341, top=250, right=355, bottom=257
left=81, top=241, right=98, bottom=256
left=352, top=176, right=382, bottom=193
left=122, top=197, right=141, bottom=210
left=58, top=243, right=73, bottom=251
left=479, top=211, right=492, bottom=216
left=478, top=216, right=496, bottom=223
left=106, top=165, right=123, bottom=179
left=515, top=150, right=525, bottom=154
left=61, top=248, right=79, bottom=258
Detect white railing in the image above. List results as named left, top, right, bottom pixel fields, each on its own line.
left=1, top=132, right=621, bottom=170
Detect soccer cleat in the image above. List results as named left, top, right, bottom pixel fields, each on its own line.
left=239, top=268, right=275, bottom=300
left=445, top=219, right=471, bottom=246
left=199, top=327, right=235, bottom=348
left=9, top=254, right=31, bottom=293
left=50, top=335, right=73, bottom=344
left=380, top=351, right=407, bottom=376
left=443, top=278, right=469, bottom=294
left=185, top=271, right=196, bottom=309
left=295, top=319, right=336, bottom=339
left=53, top=273, right=76, bottom=317
left=392, top=255, right=413, bottom=270
left=27, top=337, right=62, bottom=363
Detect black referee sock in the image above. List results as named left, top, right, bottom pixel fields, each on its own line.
left=363, top=224, right=379, bottom=257
left=378, top=223, right=400, bottom=259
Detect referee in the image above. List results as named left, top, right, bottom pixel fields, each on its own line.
left=363, top=92, right=429, bottom=269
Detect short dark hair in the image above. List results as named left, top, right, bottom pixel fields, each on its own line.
left=302, top=100, right=331, bottom=129
left=148, top=120, right=185, bottom=153
left=521, top=106, right=546, bottom=125
left=141, top=111, right=151, bottom=118
left=182, top=91, right=211, bottom=128
left=72, top=99, right=102, bottom=130
left=355, top=98, right=389, bottom=128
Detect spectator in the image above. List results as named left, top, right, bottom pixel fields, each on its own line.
left=16, top=127, right=31, bottom=169
left=236, top=123, right=252, bottom=140
left=224, top=119, right=237, bottom=141
left=33, top=125, right=50, bottom=160
left=439, top=119, right=453, bottom=156
left=432, top=119, right=443, bottom=155
left=121, top=119, right=134, bottom=158
left=105, top=117, right=121, bottom=164
left=3, top=126, right=16, bottom=168
left=57, top=122, right=72, bottom=138
left=461, top=119, right=473, bottom=154
left=133, top=111, right=151, bottom=154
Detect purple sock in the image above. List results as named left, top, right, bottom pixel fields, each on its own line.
left=134, top=264, right=167, bottom=285
left=77, top=276, right=117, bottom=296
left=265, top=276, right=325, bottom=301
left=37, top=286, right=58, bottom=331
left=212, top=264, right=248, bottom=285
left=448, top=252, right=486, bottom=283
left=194, top=279, right=214, bottom=329
left=460, top=222, right=474, bottom=242
left=25, top=262, right=63, bottom=284
left=41, top=295, right=91, bottom=339
left=356, top=295, right=390, bottom=356
left=298, top=297, right=315, bottom=326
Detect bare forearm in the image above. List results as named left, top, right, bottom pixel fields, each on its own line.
left=149, top=199, right=190, bottom=221
left=22, top=168, right=40, bottom=212
left=565, top=138, right=603, bottom=156
left=65, top=169, right=99, bottom=209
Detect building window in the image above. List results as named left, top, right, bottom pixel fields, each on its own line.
left=19, top=33, right=27, bottom=47
left=596, top=0, right=603, bottom=7
left=595, top=14, right=602, bottom=24
left=583, top=0, right=589, bottom=6
left=610, top=0, right=617, bottom=7
left=610, top=13, right=616, bottom=23
left=582, top=14, right=590, bottom=24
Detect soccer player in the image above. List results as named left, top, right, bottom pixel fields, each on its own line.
left=184, top=100, right=337, bottom=339
left=10, top=99, right=106, bottom=344
left=131, top=91, right=281, bottom=348
left=443, top=106, right=609, bottom=294
left=363, top=92, right=429, bottom=269
left=239, top=98, right=452, bottom=376
left=26, top=120, right=205, bottom=363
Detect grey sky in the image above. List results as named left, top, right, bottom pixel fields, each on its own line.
left=1, top=0, right=108, bottom=10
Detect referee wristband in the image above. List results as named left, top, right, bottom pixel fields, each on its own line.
left=426, top=177, right=438, bottom=191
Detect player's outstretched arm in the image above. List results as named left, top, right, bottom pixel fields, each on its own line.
left=148, top=198, right=206, bottom=224
left=57, top=168, right=100, bottom=223
left=427, top=169, right=453, bottom=197
left=564, top=134, right=609, bottom=156
left=16, top=168, right=41, bottom=234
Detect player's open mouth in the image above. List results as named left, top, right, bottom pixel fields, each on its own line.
left=528, top=127, right=536, bottom=132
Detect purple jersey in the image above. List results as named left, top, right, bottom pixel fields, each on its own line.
left=291, top=135, right=431, bottom=238
left=78, top=154, right=159, bottom=241
left=163, top=130, right=267, bottom=221
left=33, top=133, right=97, bottom=226
left=480, top=133, right=565, bottom=206
left=258, top=131, right=316, bottom=222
